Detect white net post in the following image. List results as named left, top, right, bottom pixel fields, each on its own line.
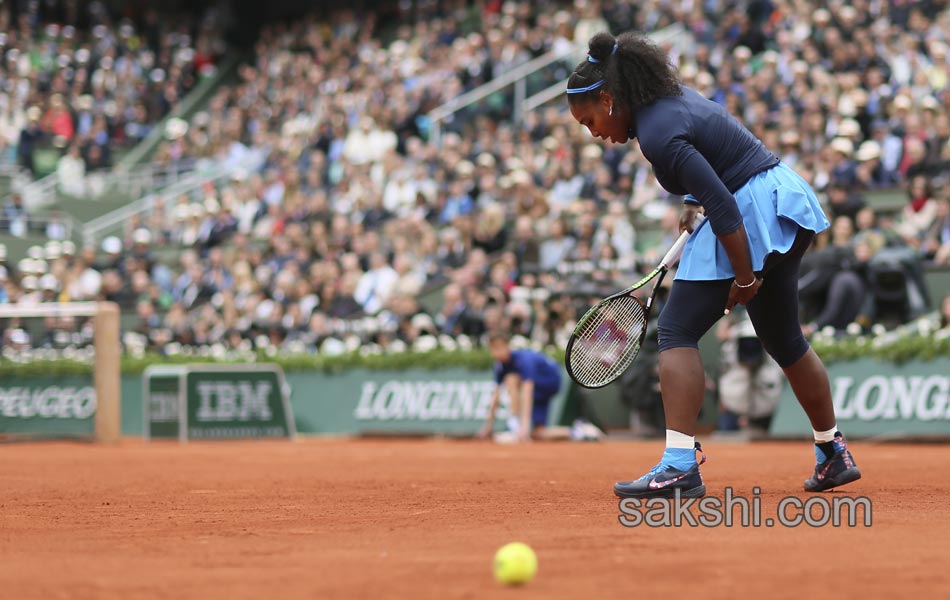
left=93, top=302, right=121, bottom=443
left=0, top=301, right=121, bottom=442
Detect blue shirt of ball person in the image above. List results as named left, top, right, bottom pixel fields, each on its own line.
left=479, top=332, right=562, bottom=442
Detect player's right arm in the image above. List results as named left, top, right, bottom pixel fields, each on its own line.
left=478, top=385, right=501, bottom=439
left=518, top=378, right=534, bottom=443
left=641, top=122, right=760, bottom=306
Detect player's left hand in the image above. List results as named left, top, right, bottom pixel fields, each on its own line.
left=679, top=204, right=701, bottom=233
left=724, top=277, right=763, bottom=314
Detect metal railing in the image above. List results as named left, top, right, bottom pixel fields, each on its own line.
left=5, top=54, right=243, bottom=214
left=79, top=164, right=224, bottom=248
left=18, top=172, right=58, bottom=211
left=80, top=148, right=271, bottom=248
left=114, top=54, right=242, bottom=172
left=521, top=24, right=690, bottom=115
left=0, top=160, right=28, bottom=179
left=0, top=212, right=79, bottom=241
left=98, top=161, right=199, bottom=199
left=427, top=45, right=577, bottom=146
left=426, top=24, right=691, bottom=141
left=14, top=160, right=200, bottom=214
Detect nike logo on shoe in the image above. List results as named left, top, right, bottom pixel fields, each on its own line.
left=648, top=473, right=687, bottom=489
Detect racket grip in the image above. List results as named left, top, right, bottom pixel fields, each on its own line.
left=660, top=214, right=704, bottom=268
left=660, top=231, right=690, bottom=268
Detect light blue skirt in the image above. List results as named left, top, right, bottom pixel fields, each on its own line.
left=675, top=162, right=830, bottom=281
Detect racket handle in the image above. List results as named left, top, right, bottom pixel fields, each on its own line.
left=660, top=214, right=704, bottom=268
left=660, top=231, right=690, bottom=268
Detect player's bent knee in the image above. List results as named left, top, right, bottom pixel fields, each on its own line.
left=657, top=336, right=700, bottom=353
left=765, top=335, right=810, bottom=368
left=657, top=319, right=701, bottom=353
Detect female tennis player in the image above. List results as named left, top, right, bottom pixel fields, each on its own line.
left=567, top=31, right=861, bottom=498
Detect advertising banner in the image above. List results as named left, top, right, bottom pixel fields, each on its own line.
left=770, top=358, right=950, bottom=437
left=144, top=365, right=295, bottom=441
left=0, top=378, right=96, bottom=437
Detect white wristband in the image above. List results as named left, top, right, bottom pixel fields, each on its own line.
left=733, top=277, right=757, bottom=288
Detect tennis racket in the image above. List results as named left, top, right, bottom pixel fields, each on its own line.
left=565, top=217, right=702, bottom=388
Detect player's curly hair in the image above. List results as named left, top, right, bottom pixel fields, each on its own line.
left=567, top=31, right=682, bottom=110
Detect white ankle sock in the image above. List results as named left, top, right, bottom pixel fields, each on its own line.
left=813, top=426, right=837, bottom=443
left=666, top=429, right=695, bottom=449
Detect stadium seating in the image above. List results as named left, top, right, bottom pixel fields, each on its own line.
left=0, top=0, right=948, bottom=365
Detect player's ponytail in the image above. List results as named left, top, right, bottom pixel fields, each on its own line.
left=565, top=32, right=616, bottom=100
left=586, top=32, right=618, bottom=64
left=567, top=31, right=682, bottom=111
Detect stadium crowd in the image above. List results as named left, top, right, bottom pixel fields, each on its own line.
left=0, top=1, right=226, bottom=185
left=1, top=0, right=950, bottom=366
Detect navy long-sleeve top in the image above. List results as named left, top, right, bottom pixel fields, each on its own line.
left=634, top=85, right=779, bottom=236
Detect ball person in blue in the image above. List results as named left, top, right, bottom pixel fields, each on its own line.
left=479, top=331, right=570, bottom=442
left=567, top=31, right=861, bottom=498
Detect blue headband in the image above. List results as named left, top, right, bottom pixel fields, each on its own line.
left=566, top=79, right=605, bottom=94
left=586, top=43, right=618, bottom=63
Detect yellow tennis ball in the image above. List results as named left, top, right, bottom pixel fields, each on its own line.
left=493, top=542, right=537, bottom=586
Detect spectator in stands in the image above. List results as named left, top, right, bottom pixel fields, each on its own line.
left=343, top=117, right=398, bottom=166
left=1, top=2, right=221, bottom=186
left=435, top=282, right=468, bottom=336
left=825, top=181, right=866, bottom=227
left=83, top=141, right=109, bottom=172
left=800, top=217, right=868, bottom=335
left=319, top=278, right=363, bottom=319
left=99, top=269, right=136, bottom=309
left=895, top=175, right=939, bottom=248
left=390, top=254, right=425, bottom=299
left=593, top=201, right=636, bottom=260
left=354, top=252, right=398, bottom=315
left=202, top=247, right=233, bottom=296
left=2, top=194, right=27, bottom=236
left=10, top=0, right=950, bottom=366
left=716, top=307, right=783, bottom=436
left=134, top=299, right=161, bottom=340
left=511, top=215, right=540, bottom=273
left=854, top=140, right=898, bottom=189
left=42, top=94, right=74, bottom=144
left=827, top=137, right=857, bottom=188
left=853, top=207, right=892, bottom=253
left=941, top=294, right=950, bottom=330
left=439, top=179, right=475, bottom=224
left=924, top=191, right=950, bottom=265
left=539, top=217, right=576, bottom=272
left=902, top=138, right=933, bottom=180
left=17, top=108, right=45, bottom=174
left=56, top=144, right=87, bottom=197
left=472, top=202, right=507, bottom=254
left=0, top=99, right=25, bottom=162
left=457, top=286, right=490, bottom=339
left=0, top=246, right=11, bottom=303
left=64, top=256, right=102, bottom=301
left=198, top=203, right=239, bottom=251
left=0, top=242, right=7, bottom=274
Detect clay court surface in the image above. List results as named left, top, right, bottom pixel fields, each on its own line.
left=1, top=438, right=948, bottom=599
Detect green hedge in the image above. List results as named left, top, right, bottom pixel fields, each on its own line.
left=0, top=349, right=504, bottom=379
left=811, top=331, right=950, bottom=364
left=1, top=332, right=948, bottom=379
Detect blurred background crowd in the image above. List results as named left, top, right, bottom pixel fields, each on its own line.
left=1, top=0, right=950, bottom=431
left=0, top=1, right=225, bottom=180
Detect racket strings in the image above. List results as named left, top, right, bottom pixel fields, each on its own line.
left=569, top=296, right=647, bottom=388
